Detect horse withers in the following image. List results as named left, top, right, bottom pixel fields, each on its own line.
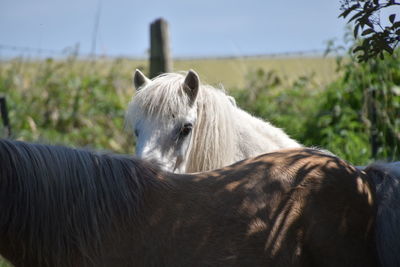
left=0, top=139, right=398, bottom=266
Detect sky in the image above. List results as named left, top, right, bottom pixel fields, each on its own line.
left=0, top=0, right=349, bottom=58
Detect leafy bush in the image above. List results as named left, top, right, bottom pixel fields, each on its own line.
left=232, top=47, right=400, bottom=165
left=303, top=48, right=400, bottom=164
left=0, top=56, right=137, bottom=153
left=231, top=69, right=320, bottom=143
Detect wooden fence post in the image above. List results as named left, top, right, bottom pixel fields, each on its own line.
left=0, top=96, right=11, bottom=137
left=149, top=18, right=172, bottom=78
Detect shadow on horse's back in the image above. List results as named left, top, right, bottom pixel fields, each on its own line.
left=0, top=139, right=397, bottom=266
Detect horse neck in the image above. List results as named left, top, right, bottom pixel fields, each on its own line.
left=230, top=108, right=301, bottom=158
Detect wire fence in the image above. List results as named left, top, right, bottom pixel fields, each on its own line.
left=0, top=43, right=96, bottom=60
left=0, top=43, right=329, bottom=61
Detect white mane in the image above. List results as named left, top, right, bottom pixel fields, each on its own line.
left=186, top=82, right=239, bottom=172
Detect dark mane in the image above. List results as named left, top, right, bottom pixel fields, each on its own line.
left=365, top=163, right=400, bottom=267
left=0, top=139, right=161, bottom=267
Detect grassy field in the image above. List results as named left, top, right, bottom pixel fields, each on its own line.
left=174, top=56, right=338, bottom=89
left=68, top=55, right=338, bottom=88
left=0, top=55, right=337, bottom=90
left=0, top=55, right=337, bottom=154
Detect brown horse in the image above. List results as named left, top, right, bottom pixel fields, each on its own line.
left=0, top=139, right=398, bottom=267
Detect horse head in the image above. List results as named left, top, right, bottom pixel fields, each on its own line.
left=128, top=69, right=200, bottom=173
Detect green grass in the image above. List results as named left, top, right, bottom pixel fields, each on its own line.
left=175, top=56, right=338, bottom=89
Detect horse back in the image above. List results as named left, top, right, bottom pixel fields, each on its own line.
left=121, top=148, right=378, bottom=266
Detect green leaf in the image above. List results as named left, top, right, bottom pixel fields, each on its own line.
left=361, top=28, right=375, bottom=36
left=354, top=24, right=360, bottom=38
left=339, top=3, right=361, bottom=18
left=353, top=46, right=364, bottom=53
left=349, top=11, right=364, bottom=23
left=389, top=14, right=396, bottom=24
left=339, top=9, right=351, bottom=18
left=365, top=18, right=374, bottom=28
left=393, top=21, right=400, bottom=29
left=362, top=37, right=372, bottom=47
left=383, top=44, right=394, bottom=54
left=357, top=54, right=365, bottom=62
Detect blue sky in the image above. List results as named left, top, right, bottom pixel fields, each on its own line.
left=0, top=0, right=348, bottom=58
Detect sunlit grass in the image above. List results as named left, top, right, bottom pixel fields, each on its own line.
left=174, top=56, right=338, bottom=89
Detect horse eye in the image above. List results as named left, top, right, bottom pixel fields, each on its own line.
left=134, top=129, right=139, bottom=137
left=180, top=123, right=193, bottom=137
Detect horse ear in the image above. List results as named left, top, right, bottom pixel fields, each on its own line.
left=183, top=70, right=200, bottom=105
left=133, top=69, right=151, bottom=91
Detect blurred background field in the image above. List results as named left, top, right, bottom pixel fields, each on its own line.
left=174, top=56, right=338, bottom=88
left=1, top=46, right=399, bottom=166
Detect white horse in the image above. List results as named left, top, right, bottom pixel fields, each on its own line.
left=126, top=69, right=301, bottom=173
